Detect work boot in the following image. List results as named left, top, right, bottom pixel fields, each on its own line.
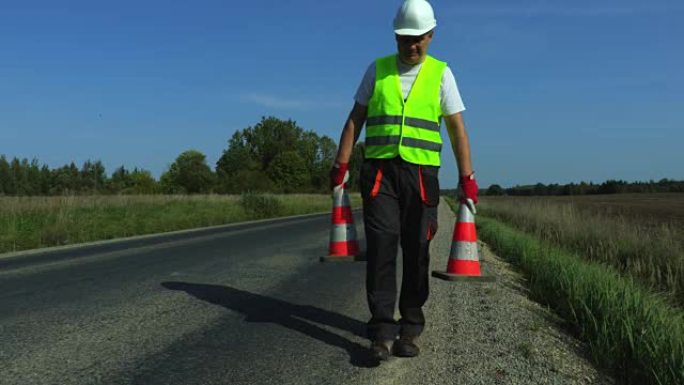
left=369, top=340, right=393, bottom=361
left=393, top=336, right=420, bottom=357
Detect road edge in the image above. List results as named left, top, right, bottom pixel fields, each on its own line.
left=0, top=210, right=352, bottom=269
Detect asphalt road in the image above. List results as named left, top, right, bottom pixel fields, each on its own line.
left=0, top=205, right=614, bottom=385
left=1, top=211, right=372, bottom=384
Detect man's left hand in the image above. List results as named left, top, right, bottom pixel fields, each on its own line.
left=459, top=172, right=478, bottom=204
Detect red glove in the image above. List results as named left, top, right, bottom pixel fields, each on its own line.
left=330, top=162, right=349, bottom=189
left=459, top=172, right=479, bottom=204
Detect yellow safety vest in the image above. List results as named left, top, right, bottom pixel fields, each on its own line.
left=365, top=54, right=446, bottom=166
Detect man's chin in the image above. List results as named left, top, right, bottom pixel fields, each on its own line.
left=400, top=55, right=420, bottom=65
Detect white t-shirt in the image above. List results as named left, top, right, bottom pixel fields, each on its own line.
left=354, top=57, right=466, bottom=116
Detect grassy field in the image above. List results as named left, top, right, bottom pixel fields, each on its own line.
left=505, top=193, right=684, bottom=230
left=472, top=213, right=684, bottom=385
left=443, top=195, right=684, bottom=384
left=0, top=193, right=363, bottom=254
left=479, top=194, right=684, bottom=305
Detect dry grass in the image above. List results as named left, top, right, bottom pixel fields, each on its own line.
left=521, top=193, right=684, bottom=236
left=480, top=195, right=684, bottom=305
left=0, top=194, right=241, bottom=211
left=474, top=213, right=684, bottom=385
left=0, top=194, right=362, bottom=254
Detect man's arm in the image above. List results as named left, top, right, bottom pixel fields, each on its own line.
left=334, top=102, right=368, bottom=164
left=444, top=112, right=473, bottom=177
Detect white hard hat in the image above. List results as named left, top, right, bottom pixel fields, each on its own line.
left=393, top=0, right=437, bottom=36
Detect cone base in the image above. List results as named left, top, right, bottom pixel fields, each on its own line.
left=431, top=270, right=496, bottom=282
left=329, top=241, right=360, bottom=257
left=320, top=251, right=366, bottom=262
left=447, top=259, right=482, bottom=276
left=320, top=255, right=356, bottom=262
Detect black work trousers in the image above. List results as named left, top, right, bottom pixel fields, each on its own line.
left=360, top=157, right=440, bottom=341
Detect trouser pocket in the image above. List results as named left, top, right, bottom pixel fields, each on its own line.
left=418, top=165, right=440, bottom=207
left=360, top=160, right=384, bottom=201
left=416, top=165, right=439, bottom=241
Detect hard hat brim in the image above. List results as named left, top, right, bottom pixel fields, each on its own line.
left=394, top=23, right=436, bottom=37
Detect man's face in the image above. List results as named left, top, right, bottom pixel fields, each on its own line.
left=395, top=31, right=433, bottom=65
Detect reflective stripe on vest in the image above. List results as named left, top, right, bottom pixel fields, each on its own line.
left=365, top=54, right=446, bottom=166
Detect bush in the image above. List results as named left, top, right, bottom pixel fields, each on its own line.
left=239, top=192, right=284, bottom=219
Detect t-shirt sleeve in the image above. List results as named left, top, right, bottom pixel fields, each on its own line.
left=354, top=62, right=376, bottom=106
left=440, top=66, right=466, bottom=116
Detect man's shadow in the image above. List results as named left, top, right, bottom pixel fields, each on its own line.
left=161, top=281, right=378, bottom=367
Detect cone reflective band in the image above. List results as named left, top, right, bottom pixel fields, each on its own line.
left=331, top=185, right=353, bottom=224
left=328, top=223, right=360, bottom=256
left=321, top=170, right=360, bottom=262
left=432, top=200, right=494, bottom=282
left=447, top=203, right=481, bottom=275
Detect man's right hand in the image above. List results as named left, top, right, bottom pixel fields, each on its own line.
left=330, top=162, right=349, bottom=189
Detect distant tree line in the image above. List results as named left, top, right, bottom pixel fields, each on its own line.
left=480, top=179, right=684, bottom=197
left=0, top=156, right=161, bottom=196
left=4, top=115, right=680, bottom=197
left=0, top=116, right=364, bottom=196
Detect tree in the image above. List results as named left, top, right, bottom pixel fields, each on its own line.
left=128, top=168, right=159, bottom=194
left=216, top=130, right=259, bottom=191
left=216, top=116, right=338, bottom=193
left=160, top=170, right=182, bottom=194
left=161, top=150, right=215, bottom=194
left=50, top=162, right=80, bottom=195
left=79, top=160, right=106, bottom=193
left=533, top=182, right=547, bottom=195
left=268, top=151, right=308, bottom=192
left=0, top=156, right=14, bottom=195
left=486, top=184, right=505, bottom=196
left=26, top=159, right=42, bottom=196
left=39, top=165, right=51, bottom=195
left=10, top=158, right=27, bottom=195
left=597, top=179, right=627, bottom=194
left=310, top=136, right=337, bottom=192
left=109, top=166, right=131, bottom=193
left=249, top=117, right=304, bottom=170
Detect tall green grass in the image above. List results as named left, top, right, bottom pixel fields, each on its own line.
left=0, top=194, right=362, bottom=254
left=479, top=198, right=684, bottom=305
left=476, top=216, right=684, bottom=385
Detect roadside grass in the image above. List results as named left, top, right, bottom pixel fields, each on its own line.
left=478, top=197, right=684, bottom=306
left=473, top=215, right=684, bottom=385
left=0, top=193, right=362, bottom=254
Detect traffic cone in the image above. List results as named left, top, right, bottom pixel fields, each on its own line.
left=432, top=199, right=494, bottom=282
left=320, top=171, right=360, bottom=262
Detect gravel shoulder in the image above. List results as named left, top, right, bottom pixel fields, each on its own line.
left=352, top=199, right=615, bottom=385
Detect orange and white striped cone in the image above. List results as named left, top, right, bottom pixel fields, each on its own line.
left=432, top=199, right=495, bottom=282
left=320, top=170, right=360, bottom=262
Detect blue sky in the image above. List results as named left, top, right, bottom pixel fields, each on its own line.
left=1, top=0, right=682, bottom=188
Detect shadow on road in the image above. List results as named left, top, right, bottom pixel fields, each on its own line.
left=161, top=281, right=378, bottom=368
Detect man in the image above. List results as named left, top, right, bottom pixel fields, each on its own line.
left=330, top=0, right=479, bottom=361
